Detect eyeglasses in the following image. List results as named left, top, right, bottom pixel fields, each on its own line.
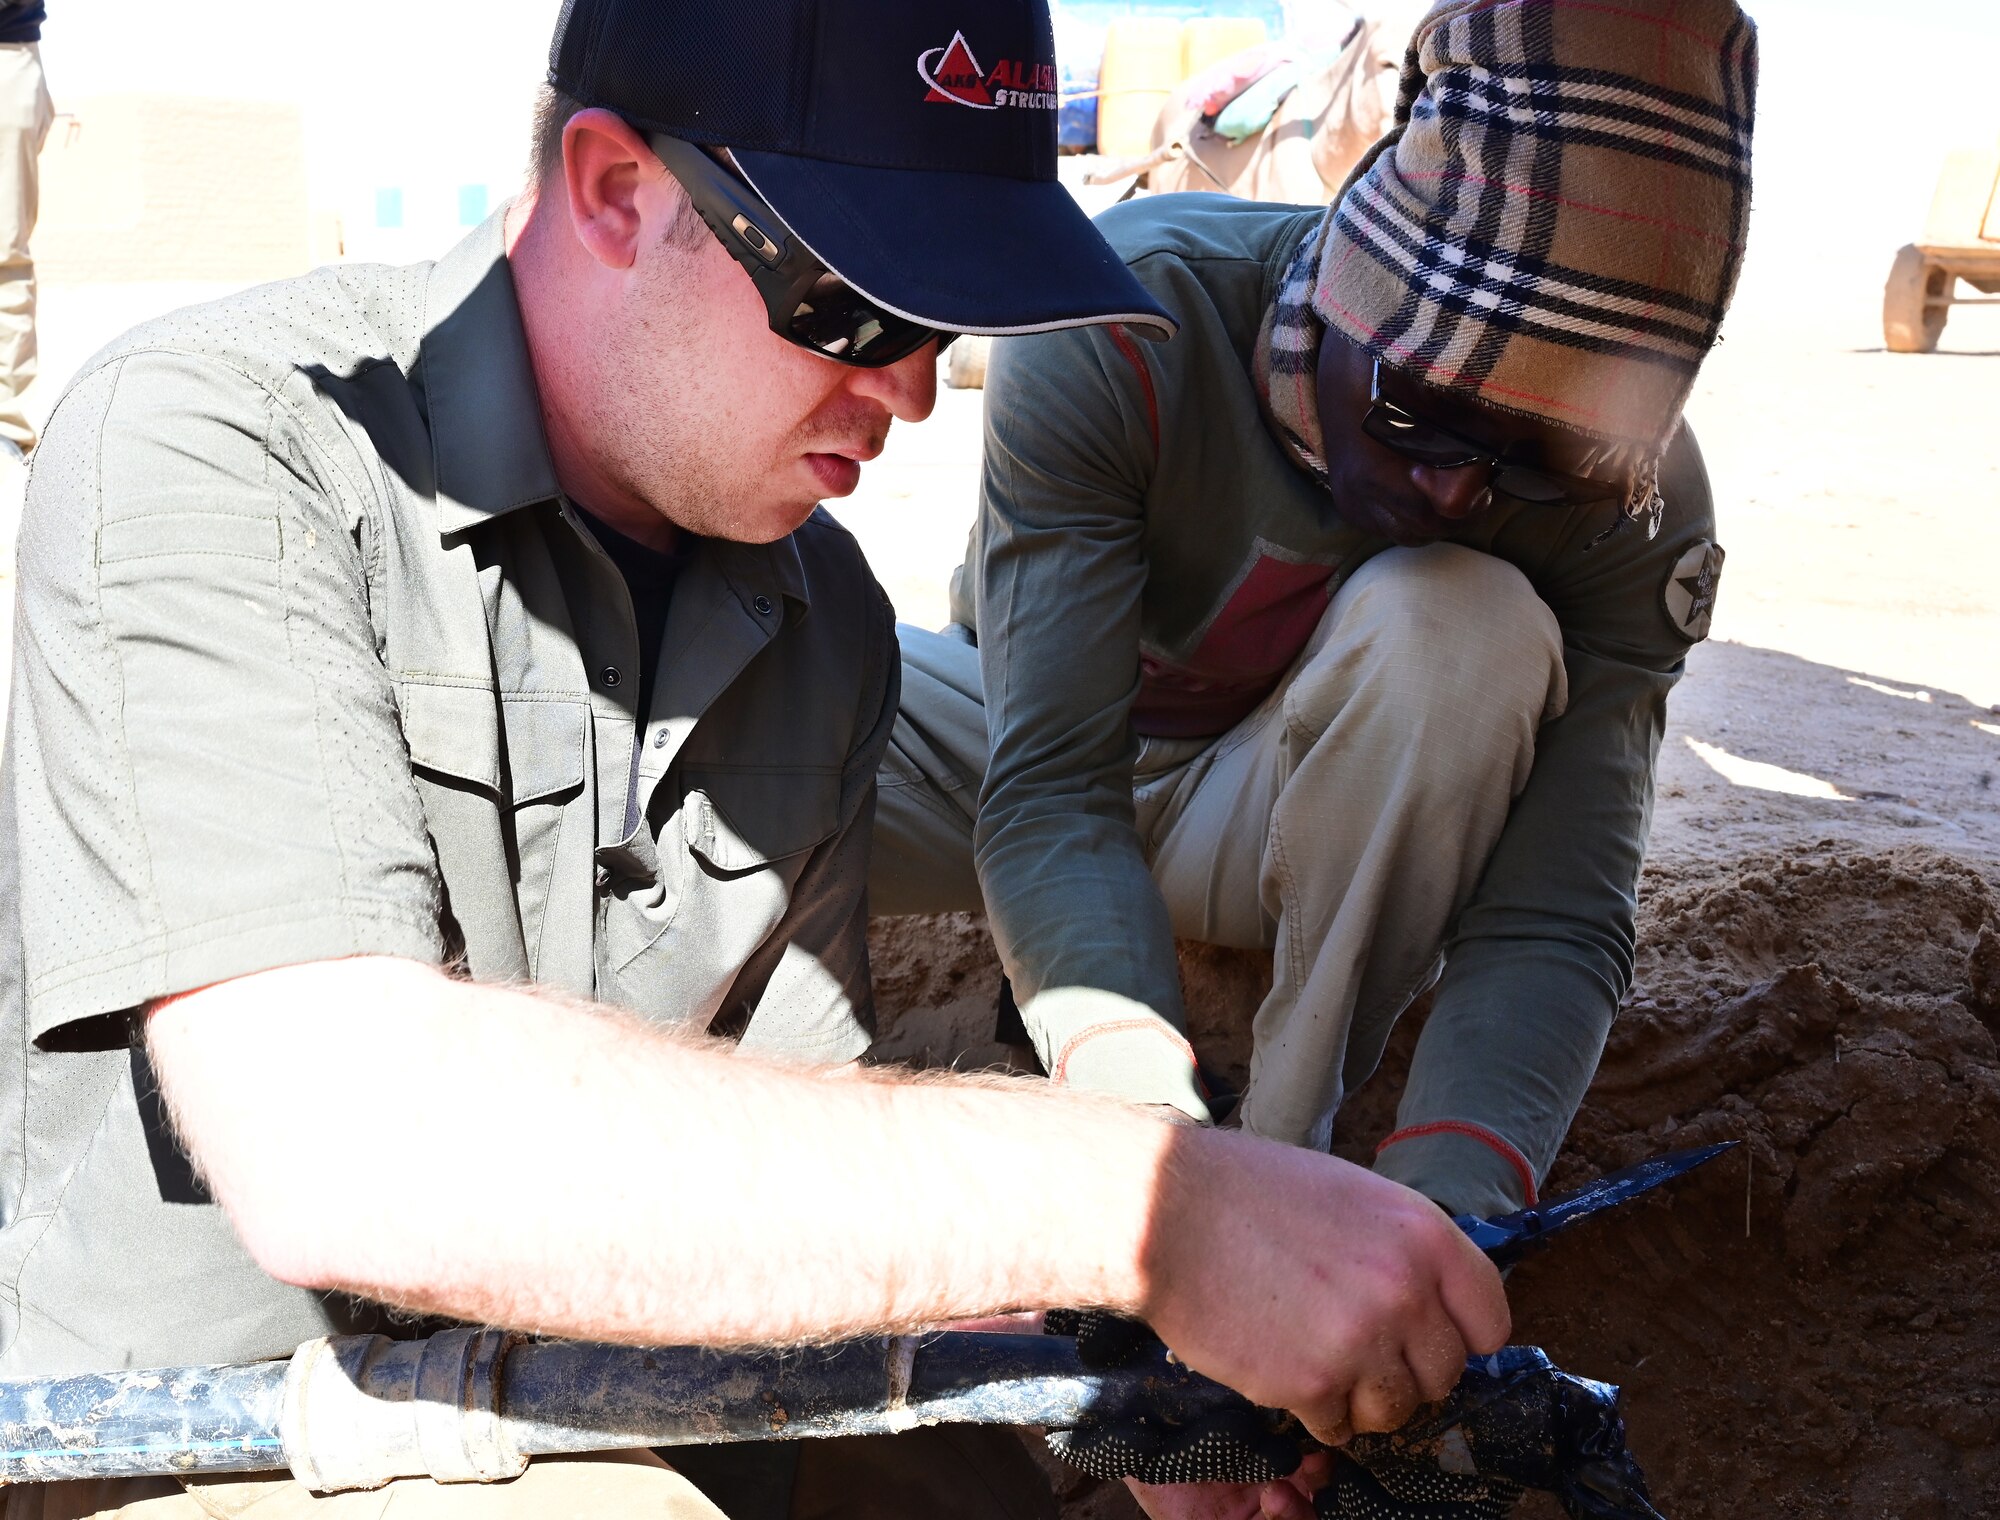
left=648, top=133, right=955, bottom=369
left=1360, top=358, right=1629, bottom=508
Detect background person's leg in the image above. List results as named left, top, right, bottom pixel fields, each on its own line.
left=0, top=42, right=51, bottom=455
left=1147, top=545, right=1567, bottom=1152
left=869, top=625, right=989, bottom=917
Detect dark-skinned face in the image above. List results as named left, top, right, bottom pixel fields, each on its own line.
left=1312, top=326, right=1625, bottom=546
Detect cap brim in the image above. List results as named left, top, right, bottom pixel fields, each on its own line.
left=732, top=151, right=1177, bottom=342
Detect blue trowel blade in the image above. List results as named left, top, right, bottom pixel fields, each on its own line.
left=1456, top=1141, right=1739, bottom=1265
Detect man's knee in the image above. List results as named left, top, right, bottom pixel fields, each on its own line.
left=871, top=623, right=989, bottom=917
left=880, top=624, right=986, bottom=797
left=1289, top=544, right=1566, bottom=750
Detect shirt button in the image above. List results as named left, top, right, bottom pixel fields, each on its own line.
left=653, top=730, right=669, bottom=749
left=753, top=595, right=774, bottom=617
left=594, top=865, right=611, bottom=894
left=599, top=665, right=623, bottom=689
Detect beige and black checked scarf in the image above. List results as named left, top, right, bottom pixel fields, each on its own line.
left=1255, top=0, right=1759, bottom=536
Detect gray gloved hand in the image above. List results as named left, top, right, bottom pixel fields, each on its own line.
left=1042, top=1311, right=1305, bottom=1486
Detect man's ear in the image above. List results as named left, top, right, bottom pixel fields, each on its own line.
left=561, top=107, right=664, bottom=272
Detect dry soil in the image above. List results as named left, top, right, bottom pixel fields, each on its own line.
left=871, top=836, right=2000, bottom=1518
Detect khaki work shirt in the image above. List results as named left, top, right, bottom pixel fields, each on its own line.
left=0, top=211, right=897, bottom=1374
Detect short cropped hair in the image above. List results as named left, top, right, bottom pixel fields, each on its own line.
left=526, top=83, right=709, bottom=253
left=530, top=83, right=585, bottom=189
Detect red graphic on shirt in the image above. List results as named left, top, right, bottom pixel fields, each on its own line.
left=920, top=32, right=994, bottom=107
left=1132, top=556, right=1337, bottom=738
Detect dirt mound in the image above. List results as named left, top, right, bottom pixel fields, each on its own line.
left=869, top=846, right=2000, bottom=1516
left=868, top=911, right=1024, bottom=1074
left=1500, top=847, right=2000, bottom=1517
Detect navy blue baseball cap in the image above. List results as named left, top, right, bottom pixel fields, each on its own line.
left=548, top=0, right=1177, bottom=340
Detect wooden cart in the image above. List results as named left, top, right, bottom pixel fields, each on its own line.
left=1884, top=141, right=2000, bottom=353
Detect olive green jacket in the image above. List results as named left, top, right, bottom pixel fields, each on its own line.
left=952, top=195, right=1721, bottom=1207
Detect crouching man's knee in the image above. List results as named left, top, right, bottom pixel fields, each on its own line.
left=1288, top=543, right=1567, bottom=792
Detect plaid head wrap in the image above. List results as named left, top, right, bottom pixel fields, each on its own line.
left=1256, top=0, right=1759, bottom=534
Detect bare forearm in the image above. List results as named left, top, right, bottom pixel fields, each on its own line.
left=148, top=958, right=1168, bottom=1347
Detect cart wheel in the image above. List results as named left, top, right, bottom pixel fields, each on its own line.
left=1883, top=244, right=1951, bottom=353
left=945, top=335, right=992, bottom=390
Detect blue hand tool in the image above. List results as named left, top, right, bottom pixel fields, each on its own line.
left=1455, top=1141, right=1738, bottom=1268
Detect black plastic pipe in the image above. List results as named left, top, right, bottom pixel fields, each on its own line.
left=0, top=1330, right=1237, bottom=1489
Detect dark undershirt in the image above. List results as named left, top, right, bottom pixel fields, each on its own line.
left=574, top=506, right=691, bottom=830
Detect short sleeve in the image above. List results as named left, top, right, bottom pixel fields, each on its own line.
left=9, top=350, right=446, bottom=1049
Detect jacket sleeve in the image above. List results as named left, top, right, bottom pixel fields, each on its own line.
left=1375, top=428, right=1720, bottom=1216
left=971, top=326, right=1210, bottom=1120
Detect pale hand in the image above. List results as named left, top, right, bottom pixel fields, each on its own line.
left=1142, top=1130, right=1510, bottom=1445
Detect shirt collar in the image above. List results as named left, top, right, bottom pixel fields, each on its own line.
left=711, top=530, right=811, bottom=621
left=420, top=205, right=815, bottom=617
left=421, top=205, right=562, bottom=536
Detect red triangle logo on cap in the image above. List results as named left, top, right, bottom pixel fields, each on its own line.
left=923, top=31, right=993, bottom=106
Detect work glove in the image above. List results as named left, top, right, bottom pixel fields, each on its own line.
left=1326, top=1349, right=1662, bottom=1520
left=1041, top=1310, right=1303, bottom=1486
left=1317, top=1455, right=1522, bottom=1518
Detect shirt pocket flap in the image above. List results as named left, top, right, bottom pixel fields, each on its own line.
left=681, top=770, right=843, bottom=872
left=400, top=685, right=587, bottom=807
left=499, top=698, right=589, bottom=806
left=401, top=682, right=501, bottom=796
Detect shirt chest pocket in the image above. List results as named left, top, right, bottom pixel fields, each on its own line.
left=400, top=683, right=591, bottom=985
left=601, top=766, right=845, bottom=1025
left=678, top=767, right=844, bottom=873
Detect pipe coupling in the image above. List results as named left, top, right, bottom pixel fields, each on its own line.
left=280, top=1329, right=528, bottom=1492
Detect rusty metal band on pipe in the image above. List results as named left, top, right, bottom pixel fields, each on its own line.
left=0, top=1330, right=1239, bottom=1490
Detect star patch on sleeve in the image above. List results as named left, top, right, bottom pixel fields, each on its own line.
left=1662, top=540, right=1725, bottom=643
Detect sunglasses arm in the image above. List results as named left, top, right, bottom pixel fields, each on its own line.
left=646, top=133, right=823, bottom=330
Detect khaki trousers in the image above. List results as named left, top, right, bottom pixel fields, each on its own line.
left=0, top=41, right=50, bottom=452
left=2, top=1426, right=1056, bottom=1520
left=873, top=543, right=1567, bottom=1150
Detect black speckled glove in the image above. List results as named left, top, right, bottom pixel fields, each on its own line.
left=1318, top=1456, right=1522, bottom=1518
left=1325, top=1348, right=1663, bottom=1520
left=1042, top=1311, right=1304, bottom=1486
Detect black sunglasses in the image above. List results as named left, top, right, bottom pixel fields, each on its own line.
left=648, top=133, right=955, bottom=369
left=1361, top=358, right=1628, bottom=508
